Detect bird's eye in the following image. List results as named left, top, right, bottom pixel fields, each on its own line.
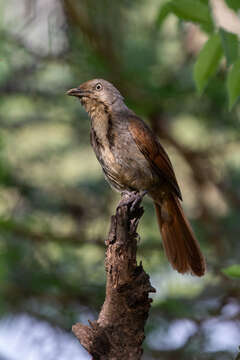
left=95, top=83, right=102, bottom=91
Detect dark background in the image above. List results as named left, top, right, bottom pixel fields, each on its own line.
left=0, top=0, right=240, bottom=359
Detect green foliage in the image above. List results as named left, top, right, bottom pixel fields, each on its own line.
left=157, top=0, right=213, bottom=30
left=156, top=2, right=173, bottom=28
left=225, top=0, right=240, bottom=11
left=222, top=264, right=240, bottom=278
left=157, top=0, right=240, bottom=109
left=219, top=28, right=239, bottom=67
left=227, top=59, right=240, bottom=109
left=194, top=32, right=223, bottom=93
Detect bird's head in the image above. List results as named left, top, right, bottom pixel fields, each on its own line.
left=67, top=79, right=124, bottom=114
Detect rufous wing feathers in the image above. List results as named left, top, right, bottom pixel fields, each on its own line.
left=128, top=115, right=182, bottom=199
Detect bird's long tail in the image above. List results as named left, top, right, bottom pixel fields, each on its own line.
left=154, top=194, right=205, bottom=276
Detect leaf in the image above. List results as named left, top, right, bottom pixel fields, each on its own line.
left=156, top=2, right=172, bottom=27
left=170, top=0, right=212, bottom=25
left=222, top=264, right=240, bottom=278
left=156, top=0, right=213, bottom=30
left=227, top=59, right=240, bottom=109
left=225, top=0, right=240, bottom=11
left=198, top=0, right=209, bottom=4
left=193, top=32, right=223, bottom=93
left=219, top=28, right=239, bottom=66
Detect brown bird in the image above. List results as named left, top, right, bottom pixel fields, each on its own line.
left=67, top=79, right=205, bottom=276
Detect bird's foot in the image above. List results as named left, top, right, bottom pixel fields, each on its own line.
left=117, top=190, right=147, bottom=212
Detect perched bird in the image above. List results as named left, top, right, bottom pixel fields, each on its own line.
left=67, top=79, right=205, bottom=276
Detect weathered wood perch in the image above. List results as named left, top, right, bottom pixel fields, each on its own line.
left=72, top=194, right=156, bottom=360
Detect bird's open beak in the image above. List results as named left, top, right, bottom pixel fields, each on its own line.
left=66, top=88, right=83, bottom=97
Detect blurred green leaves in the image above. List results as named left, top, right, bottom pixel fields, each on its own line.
left=227, top=59, right=240, bottom=109
left=225, top=0, right=240, bottom=11
left=222, top=264, right=240, bottom=278
left=157, top=0, right=240, bottom=109
left=156, top=0, right=213, bottom=30
left=193, top=32, right=223, bottom=93
left=220, top=28, right=239, bottom=67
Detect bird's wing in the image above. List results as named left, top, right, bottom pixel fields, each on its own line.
left=128, top=115, right=182, bottom=199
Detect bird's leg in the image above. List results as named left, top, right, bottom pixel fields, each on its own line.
left=117, top=190, right=147, bottom=212
left=129, top=190, right=147, bottom=211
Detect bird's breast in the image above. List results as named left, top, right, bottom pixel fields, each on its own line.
left=90, top=113, right=158, bottom=191
left=90, top=112, right=116, bottom=167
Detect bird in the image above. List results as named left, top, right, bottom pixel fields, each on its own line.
left=67, top=79, right=205, bottom=276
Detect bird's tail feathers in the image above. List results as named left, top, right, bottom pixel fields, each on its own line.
left=154, top=194, right=205, bottom=276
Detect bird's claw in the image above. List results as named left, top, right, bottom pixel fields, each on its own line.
left=117, top=190, right=147, bottom=213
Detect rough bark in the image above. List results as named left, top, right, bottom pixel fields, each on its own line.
left=72, top=194, right=156, bottom=360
